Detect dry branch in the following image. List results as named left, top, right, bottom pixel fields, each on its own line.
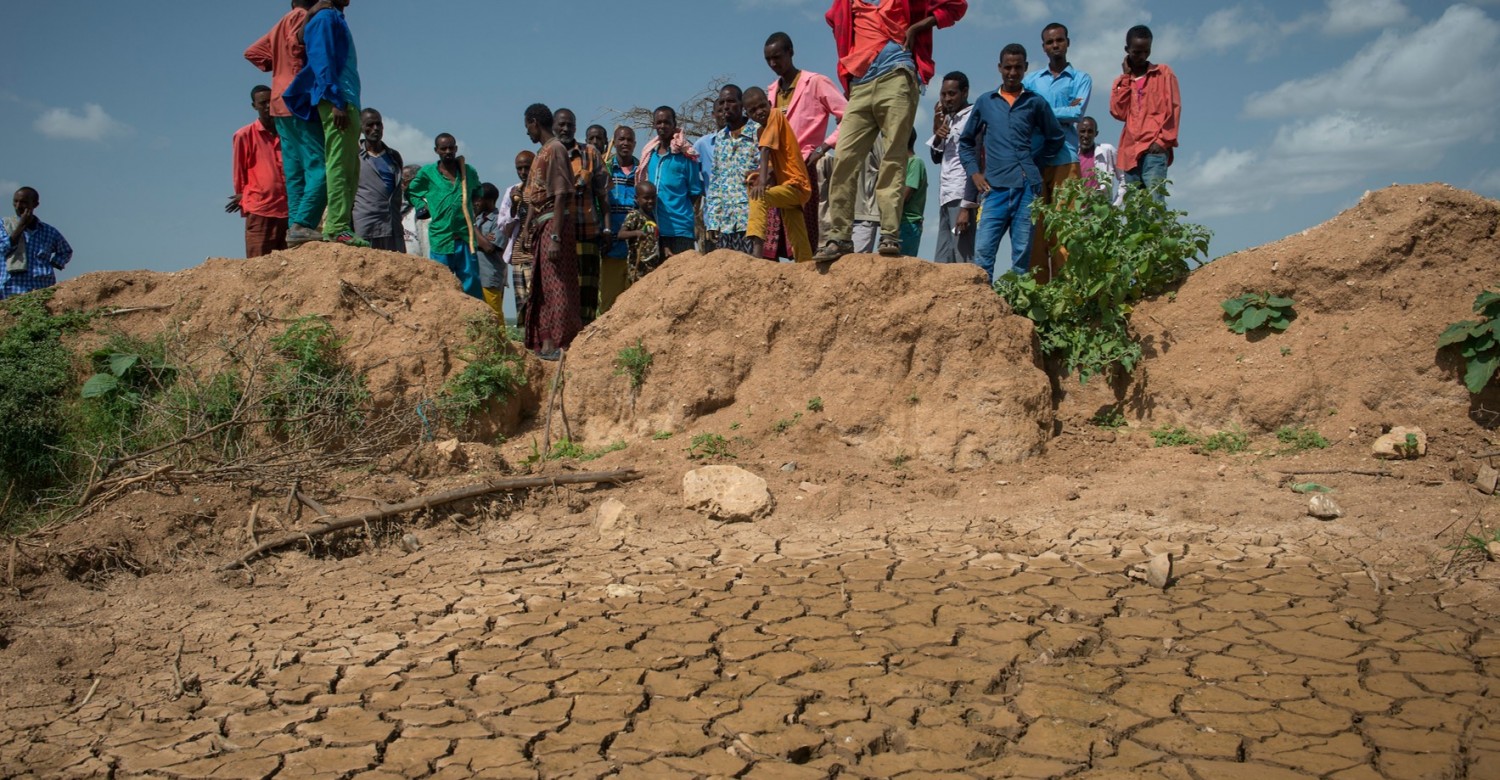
left=218, top=469, right=643, bottom=570
left=339, top=279, right=419, bottom=332
left=1274, top=468, right=1394, bottom=478
left=478, top=558, right=558, bottom=575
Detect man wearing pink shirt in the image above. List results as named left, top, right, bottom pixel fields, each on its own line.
left=816, top=0, right=967, bottom=261
left=761, top=32, right=846, bottom=262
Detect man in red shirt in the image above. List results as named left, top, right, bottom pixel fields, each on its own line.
left=227, top=85, right=288, bottom=257
left=815, top=0, right=967, bottom=262
left=1109, top=24, right=1180, bottom=203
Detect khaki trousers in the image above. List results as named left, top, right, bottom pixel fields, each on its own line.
left=827, top=69, right=918, bottom=241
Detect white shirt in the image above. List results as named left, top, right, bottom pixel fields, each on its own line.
left=926, top=104, right=975, bottom=207
left=497, top=183, right=523, bottom=264
left=1084, top=143, right=1125, bottom=207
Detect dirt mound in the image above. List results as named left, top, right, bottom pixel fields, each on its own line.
left=561, top=251, right=1053, bottom=469
left=1117, top=183, right=1500, bottom=439
left=48, top=242, right=525, bottom=413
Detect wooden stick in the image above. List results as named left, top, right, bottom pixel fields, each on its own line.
left=1472, top=450, right=1500, bottom=459
left=1274, top=468, right=1394, bottom=477
left=295, top=490, right=333, bottom=520
left=339, top=279, right=394, bottom=323
left=219, top=469, right=644, bottom=570
left=557, top=349, right=572, bottom=443
left=478, top=558, right=557, bottom=575
left=74, top=677, right=101, bottom=711
left=245, top=503, right=259, bottom=547
left=543, top=354, right=565, bottom=457
left=98, top=304, right=172, bottom=317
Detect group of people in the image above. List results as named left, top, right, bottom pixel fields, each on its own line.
left=217, top=0, right=1182, bottom=359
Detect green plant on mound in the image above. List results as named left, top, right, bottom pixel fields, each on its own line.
left=1150, top=425, right=1199, bottom=448
left=614, top=340, right=653, bottom=390
left=0, top=291, right=93, bottom=523
left=807, top=397, right=823, bottom=413
left=1222, top=292, right=1296, bottom=335
left=1438, top=290, right=1500, bottom=393
left=1091, top=406, right=1126, bottom=430
left=440, top=315, right=527, bottom=429
left=1001, top=178, right=1211, bottom=382
left=1200, top=427, right=1250, bottom=454
left=1276, top=425, right=1329, bottom=452
left=263, top=315, right=368, bottom=438
left=687, top=433, right=734, bottom=460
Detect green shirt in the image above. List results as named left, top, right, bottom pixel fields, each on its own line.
left=902, top=155, right=928, bottom=225
left=406, top=162, right=482, bottom=255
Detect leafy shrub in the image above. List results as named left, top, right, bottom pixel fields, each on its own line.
left=263, top=315, right=368, bottom=438
left=614, top=340, right=654, bottom=390
left=807, top=397, right=823, bottom=412
left=1438, top=290, right=1500, bottom=393
left=1222, top=292, right=1296, bottom=335
left=1002, top=178, right=1212, bottom=381
left=1091, top=406, right=1126, bottom=430
left=1150, top=425, right=1199, bottom=447
left=440, top=315, right=526, bottom=429
left=1200, top=428, right=1250, bottom=454
left=772, top=413, right=802, bottom=434
left=687, top=433, right=734, bottom=460
left=1276, top=426, right=1328, bottom=451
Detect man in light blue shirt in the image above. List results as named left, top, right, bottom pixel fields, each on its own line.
left=642, top=106, right=704, bottom=258
left=1021, top=22, right=1091, bottom=283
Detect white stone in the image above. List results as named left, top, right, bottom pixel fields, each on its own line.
left=1476, top=465, right=1499, bottom=496
left=683, top=466, right=774, bottom=522
left=1308, top=494, right=1344, bottom=520
left=1371, top=427, right=1427, bottom=459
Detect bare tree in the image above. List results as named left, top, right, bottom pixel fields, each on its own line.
left=601, top=75, right=731, bottom=140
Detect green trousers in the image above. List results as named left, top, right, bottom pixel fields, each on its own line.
left=826, top=69, right=918, bottom=241
left=318, top=101, right=361, bottom=237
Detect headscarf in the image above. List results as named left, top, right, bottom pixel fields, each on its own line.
left=636, top=128, right=701, bottom=185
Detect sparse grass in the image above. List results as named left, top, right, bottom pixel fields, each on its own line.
left=527, top=438, right=626, bottom=464
left=687, top=433, right=734, bottom=460
left=1276, top=426, right=1329, bottom=451
left=806, top=397, right=823, bottom=413
left=1454, top=526, right=1499, bottom=555
left=772, top=413, right=802, bottom=434
left=1150, top=425, right=1199, bottom=448
left=890, top=451, right=910, bottom=469
left=1091, top=406, right=1126, bottom=430
left=1280, top=346, right=1292, bottom=357
left=652, top=431, right=674, bottom=440
left=906, top=393, right=919, bottom=405
left=613, top=340, right=653, bottom=390
left=1200, top=428, right=1250, bottom=454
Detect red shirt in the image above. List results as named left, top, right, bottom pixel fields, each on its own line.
left=1109, top=63, right=1181, bottom=171
left=825, top=0, right=968, bottom=93
left=244, top=8, right=308, bottom=118
left=233, top=121, right=288, bottom=219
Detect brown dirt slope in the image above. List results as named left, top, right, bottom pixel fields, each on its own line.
left=48, top=242, right=513, bottom=411
left=562, top=251, right=1054, bottom=469
left=1126, top=183, right=1499, bottom=438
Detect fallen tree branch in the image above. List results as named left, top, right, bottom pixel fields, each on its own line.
left=98, top=304, right=173, bottom=317
left=294, top=490, right=332, bottom=520
left=1472, top=449, right=1500, bottom=459
left=218, top=469, right=643, bottom=570
left=1274, top=468, right=1394, bottom=478
left=73, top=677, right=101, bottom=712
left=339, top=279, right=419, bottom=332
left=478, top=558, right=558, bottom=575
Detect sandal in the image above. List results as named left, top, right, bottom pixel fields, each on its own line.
left=812, top=239, right=853, bottom=263
left=878, top=235, right=902, bottom=257
left=325, top=231, right=372, bottom=248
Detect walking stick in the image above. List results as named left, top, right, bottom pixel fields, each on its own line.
left=458, top=155, right=477, bottom=252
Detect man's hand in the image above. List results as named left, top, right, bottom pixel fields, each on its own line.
left=225, top=195, right=243, bottom=214
left=330, top=105, right=349, bottom=131
left=933, top=103, right=950, bottom=141
left=903, top=16, right=936, bottom=52
left=805, top=146, right=827, bottom=170
left=955, top=206, right=974, bottom=233
left=1122, top=58, right=1132, bottom=76
left=10, top=206, right=34, bottom=235
left=1069, top=98, right=1082, bottom=107
left=475, top=233, right=497, bottom=253
left=970, top=172, right=991, bottom=195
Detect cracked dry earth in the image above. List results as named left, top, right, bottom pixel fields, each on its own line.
left=3, top=504, right=1498, bottom=780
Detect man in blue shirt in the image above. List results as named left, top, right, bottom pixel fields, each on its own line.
left=642, top=107, right=704, bottom=258
left=1, top=187, right=73, bottom=300
left=959, top=43, right=1064, bottom=282
left=1023, top=22, right=1091, bottom=283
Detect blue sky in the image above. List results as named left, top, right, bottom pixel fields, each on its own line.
left=4, top=0, right=1498, bottom=282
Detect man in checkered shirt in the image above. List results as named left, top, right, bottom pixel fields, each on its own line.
left=1, top=187, right=73, bottom=300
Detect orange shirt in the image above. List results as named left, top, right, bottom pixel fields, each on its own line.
left=999, top=90, right=1019, bottom=106
left=757, top=107, right=811, bottom=198
left=842, top=0, right=910, bottom=82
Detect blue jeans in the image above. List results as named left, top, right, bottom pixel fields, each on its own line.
left=1125, top=152, right=1169, bottom=203
left=433, top=245, right=483, bottom=300
left=974, top=186, right=1035, bottom=282
left=274, top=115, right=326, bottom=230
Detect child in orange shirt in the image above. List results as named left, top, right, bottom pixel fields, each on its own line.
left=743, top=87, right=813, bottom=262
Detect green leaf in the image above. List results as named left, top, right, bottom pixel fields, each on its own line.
left=1240, top=307, right=1271, bottom=330
left=1438, top=320, right=1481, bottom=348
left=1265, top=295, right=1295, bottom=308
left=1268, top=316, right=1292, bottom=331
left=1291, top=482, right=1332, bottom=494
left=1474, top=290, right=1500, bottom=313
left=1463, top=353, right=1500, bottom=394
left=107, top=352, right=139, bottom=377
left=81, top=373, right=120, bottom=399
left=1221, top=297, right=1249, bottom=317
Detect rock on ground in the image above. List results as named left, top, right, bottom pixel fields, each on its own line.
left=683, top=465, right=774, bottom=522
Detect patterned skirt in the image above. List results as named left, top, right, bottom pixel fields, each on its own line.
left=524, top=215, right=583, bottom=352
left=762, top=160, right=820, bottom=260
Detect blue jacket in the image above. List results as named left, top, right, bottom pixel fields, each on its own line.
left=958, top=89, right=1064, bottom=190
left=283, top=9, right=360, bottom=121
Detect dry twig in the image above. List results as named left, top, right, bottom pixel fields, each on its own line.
left=218, top=469, right=644, bottom=570
left=1273, top=468, right=1394, bottom=478
left=74, top=677, right=101, bottom=712
left=478, top=558, right=558, bottom=575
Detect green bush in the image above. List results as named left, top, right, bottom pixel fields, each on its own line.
left=1150, top=425, right=1199, bottom=447
left=614, top=340, right=653, bottom=390
left=1200, top=428, right=1250, bottom=454
left=263, top=315, right=367, bottom=438
left=1438, top=290, right=1500, bottom=393
left=1276, top=426, right=1328, bottom=451
left=440, top=315, right=526, bottom=429
left=687, top=433, right=734, bottom=460
left=1001, top=178, right=1212, bottom=381
left=1222, top=292, right=1296, bottom=335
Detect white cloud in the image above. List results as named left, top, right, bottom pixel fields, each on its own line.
left=379, top=117, right=434, bottom=160
left=34, top=103, right=129, bottom=142
left=1177, top=5, right=1500, bottom=217
left=1472, top=169, right=1500, bottom=197
left=968, top=0, right=1051, bottom=28
left=0, top=180, right=19, bottom=199
left=1324, top=0, right=1411, bottom=35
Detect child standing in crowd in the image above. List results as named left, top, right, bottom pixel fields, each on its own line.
left=473, top=183, right=508, bottom=320
left=901, top=129, right=927, bottom=257
left=1078, top=117, right=1123, bottom=206
left=742, top=87, right=813, bottom=262
left=618, top=182, right=662, bottom=282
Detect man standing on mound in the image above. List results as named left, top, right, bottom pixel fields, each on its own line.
left=406, top=134, right=484, bottom=299
left=245, top=0, right=320, bottom=247
left=1110, top=24, right=1180, bottom=203
left=228, top=85, right=288, bottom=257
left=1, top=187, right=72, bottom=300
left=816, top=0, right=968, bottom=262
left=762, top=31, right=845, bottom=261
left=960, top=43, right=1063, bottom=282
left=354, top=108, right=406, bottom=252
left=523, top=103, right=582, bottom=360
left=283, top=0, right=367, bottom=247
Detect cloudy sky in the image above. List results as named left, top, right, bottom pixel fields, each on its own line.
left=3, top=0, right=1496, bottom=282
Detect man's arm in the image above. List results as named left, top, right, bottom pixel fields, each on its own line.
left=928, top=0, right=968, bottom=29
left=405, top=168, right=429, bottom=210
left=815, top=74, right=849, bottom=156
left=1109, top=74, right=1131, bottom=122
left=1036, top=103, right=1065, bottom=163
left=229, top=130, right=249, bottom=213
left=244, top=29, right=274, bottom=72
left=302, top=14, right=348, bottom=119
left=1159, top=67, right=1181, bottom=151
left=1053, top=72, right=1092, bottom=125
left=957, top=104, right=988, bottom=193
left=48, top=230, right=73, bottom=270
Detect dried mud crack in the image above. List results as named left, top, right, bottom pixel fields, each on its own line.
left=2, top=510, right=1495, bottom=780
